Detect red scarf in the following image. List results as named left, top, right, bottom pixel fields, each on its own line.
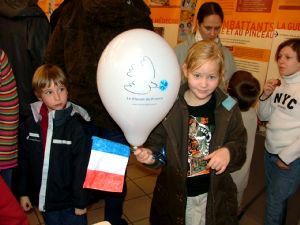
left=40, top=103, right=48, bottom=152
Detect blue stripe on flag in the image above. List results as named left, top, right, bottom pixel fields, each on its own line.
left=92, top=136, right=130, bottom=157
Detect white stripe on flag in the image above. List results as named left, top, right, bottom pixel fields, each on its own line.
left=87, top=150, right=128, bottom=175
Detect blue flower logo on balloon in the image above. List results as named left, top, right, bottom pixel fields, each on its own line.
left=124, top=56, right=169, bottom=94
left=159, top=80, right=168, bottom=91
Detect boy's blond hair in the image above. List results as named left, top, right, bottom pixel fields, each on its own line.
left=184, top=40, right=225, bottom=83
left=32, top=64, right=67, bottom=98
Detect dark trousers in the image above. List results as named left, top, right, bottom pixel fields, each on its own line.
left=42, top=208, right=87, bottom=225
left=91, top=125, right=128, bottom=225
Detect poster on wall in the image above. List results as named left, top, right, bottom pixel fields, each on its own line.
left=145, top=0, right=200, bottom=46
left=149, top=0, right=170, bottom=6
left=177, top=0, right=198, bottom=43
left=145, top=0, right=181, bottom=48
left=145, top=0, right=199, bottom=46
left=38, top=0, right=63, bottom=19
left=193, top=0, right=300, bottom=88
left=38, top=0, right=300, bottom=79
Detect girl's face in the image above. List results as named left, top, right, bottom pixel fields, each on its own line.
left=39, top=81, right=68, bottom=112
left=184, top=60, right=220, bottom=105
left=277, top=46, right=300, bottom=76
left=199, top=14, right=222, bottom=41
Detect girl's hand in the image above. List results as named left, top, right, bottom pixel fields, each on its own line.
left=204, top=147, right=230, bottom=175
left=20, top=196, right=33, bottom=211
left=133, top=147, right=155, bottom=165
left=75, top=208, right=87, bottom=215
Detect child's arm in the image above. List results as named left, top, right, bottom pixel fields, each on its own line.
left=134, top=120, right=169, bottom=168
left=20, top=196, right=33, bottom=212
left=71, top=120, right=92, bottom=211
left=204, top=147, right=230, bottom=175
left=18, top=124, right=32, bottom=203
left=217, top=104, right=247, bottom=173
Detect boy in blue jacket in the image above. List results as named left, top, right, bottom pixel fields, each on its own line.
left=18, top=64, right=92, bottom=225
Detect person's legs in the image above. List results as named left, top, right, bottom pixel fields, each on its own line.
left=185, top=193, right=207, bottom=225
left=42, top=210, right=63, bottom=225
left=101, top=128, right=128, bottom=225
left=104, top=182, right=127, bottom=225
left=91, top=125, right=128, bottom=225
left=42, top=208, right=87, bottom=225
left=264, top=151, right=300, bottom=225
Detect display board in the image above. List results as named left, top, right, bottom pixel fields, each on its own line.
left=38, top=0, right=300, bottom=86
left=194, top=0, right=300, bottom=87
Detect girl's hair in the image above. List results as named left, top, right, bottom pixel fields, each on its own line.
left=197, top=2, right=224, bottom=24
left=184, top=40, right=224, bottom=79
left=227, top=70, right=261, bottom=111
left=32, top=64, right=67, bottom=97
left=275, top=38, right=300, bottom=62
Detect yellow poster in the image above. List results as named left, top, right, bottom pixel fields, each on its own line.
left=194, top=0, right=300, bottom=87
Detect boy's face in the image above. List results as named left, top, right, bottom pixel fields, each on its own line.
left=183, top=60, right=220, bottom=105
left=277, top=46, right=300, bottom=76
left=38, top=81, right=68, bottom=112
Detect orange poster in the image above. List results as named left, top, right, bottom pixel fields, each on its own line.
left=38, top=0, right=63, bottom=19
left=193, top=0, right=278, bottom=87
left=194, top=0, right=300, bottom=87
left=144, top=0, right=182, bottom=47
left=266, top=0, right=300, bottom=81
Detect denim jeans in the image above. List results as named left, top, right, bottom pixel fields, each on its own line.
left=90, top=125, right=128, bottom=225
left=42, top=208, right=87, bottom=225
left=264, top=151, right=300, bottom=225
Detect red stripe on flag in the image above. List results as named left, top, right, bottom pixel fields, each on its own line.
left=83, top=170, right=125, bottom=193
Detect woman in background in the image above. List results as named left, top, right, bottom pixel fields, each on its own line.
left=175, top=1, right=236, bottom=86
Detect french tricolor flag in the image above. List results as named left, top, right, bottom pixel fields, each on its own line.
left=83, top=136, right=130, bottom=193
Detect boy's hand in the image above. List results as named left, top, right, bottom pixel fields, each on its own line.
left=20, top=196, right=33, bottom=211
left=75, top=208, right=87, bottom=215
left=204, top=147, right=230, bottom=175
left=133, top=147, right=155, bottom=165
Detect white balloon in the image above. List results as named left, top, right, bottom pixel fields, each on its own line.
left=97, top=29, right=181, bottom=147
